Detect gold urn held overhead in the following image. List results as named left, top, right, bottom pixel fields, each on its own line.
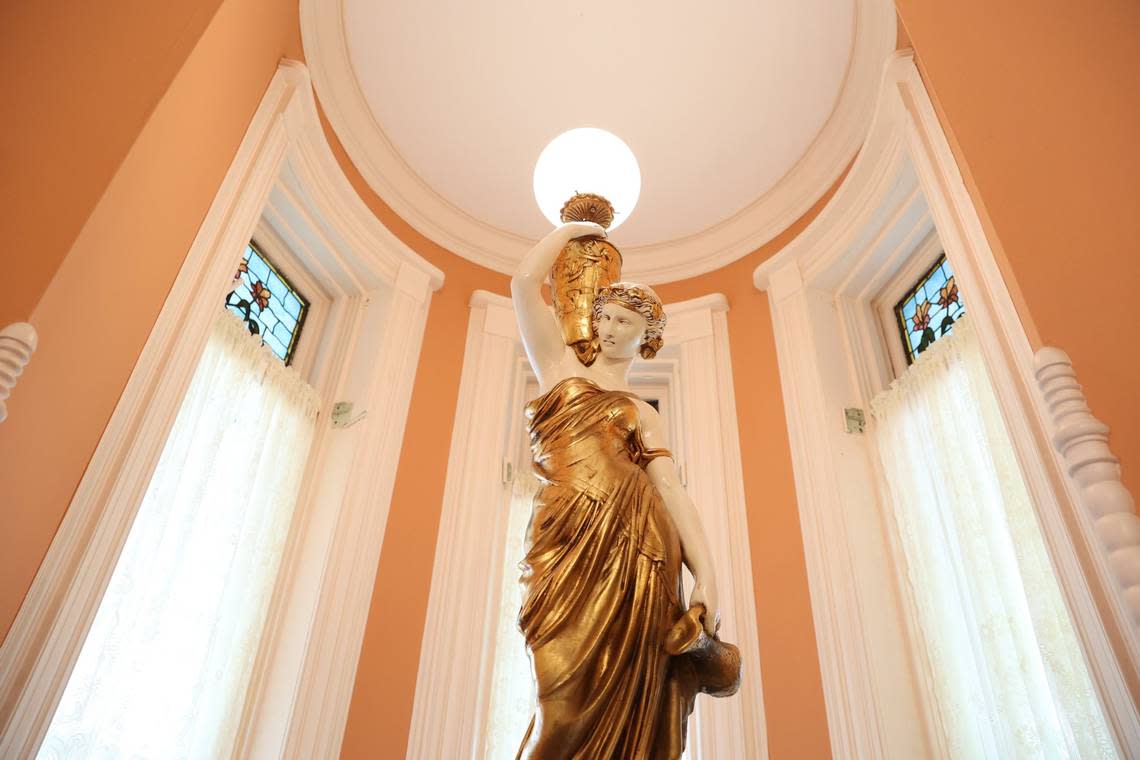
left=550, top=193, right=623, bottom=366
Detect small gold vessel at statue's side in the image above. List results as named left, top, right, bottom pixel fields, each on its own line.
left=549, top=193, right=623, bottom=366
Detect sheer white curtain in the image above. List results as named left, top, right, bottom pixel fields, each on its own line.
left=870, top=317, right=1116, bottom=759
left=39, top=311, right=320, bottom=759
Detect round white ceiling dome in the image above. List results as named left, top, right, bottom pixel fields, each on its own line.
left=303, top=0, right=895, bottom=282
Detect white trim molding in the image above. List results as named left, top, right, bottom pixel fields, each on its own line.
left=754, top=51, right=1140, bottom=758
left=298, top=0, right=895, bottom=284
left=0, top=60, right=442, bottom=758
left=0, top=323, right=37, bottom=424
left=406, top=291, right=767, bottom=759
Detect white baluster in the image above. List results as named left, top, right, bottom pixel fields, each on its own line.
left=1035, top=347, right=1140, bottom=628
left=0, top=322, right=38, bottom=424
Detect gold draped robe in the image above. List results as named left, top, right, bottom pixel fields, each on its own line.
left=516, top=376, right=696, bottom=759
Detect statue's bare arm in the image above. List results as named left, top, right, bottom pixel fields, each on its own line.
left=511, top=222, right=606, bottom=388
left=639, top=399, right=722, bottom=636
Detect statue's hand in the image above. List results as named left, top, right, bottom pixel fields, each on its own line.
left=554, top=220, right=607, bottom=242
left=690, top=582, right=721, bottom=637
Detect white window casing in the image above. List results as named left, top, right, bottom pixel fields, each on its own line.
left=0, top=61, right=443, bottom=758
left=753, top=51, right=1140, bottom=758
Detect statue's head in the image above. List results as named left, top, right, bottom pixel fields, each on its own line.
left=592, top=282, right=666, bottom=360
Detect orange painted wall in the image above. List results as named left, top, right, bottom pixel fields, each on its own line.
left=0, top=0, right=832, bottom=754
left=0, top=1, right=527, bottom=754
left=0, top=0, right=306, bottom=639
left=895, top=0, right=1140, bottom=491
left=0, top=4, right=833, bottom=757
left=0, top=0, right=226, bottom=328
left=21, top=2, right=1139, bottom=759
left=0, top=4, right=518, bottom=754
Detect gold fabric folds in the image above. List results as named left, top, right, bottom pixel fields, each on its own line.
left=516, top=377, right=696, bottom=760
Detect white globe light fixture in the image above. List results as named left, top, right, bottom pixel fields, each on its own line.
left=533, top=128, right=641, bottom=231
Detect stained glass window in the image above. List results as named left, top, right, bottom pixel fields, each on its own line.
left=893, top=253, right=965, bottom=364
left=224, top=242, right=309, bottom=364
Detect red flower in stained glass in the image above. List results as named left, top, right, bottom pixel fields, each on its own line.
left=937, top=277, right=959, bottom=308
left=250, top=281, right=271, bottom=310
left=234, top=260, right=249, bottom=282
left=911, top=300, right=932, bottom=332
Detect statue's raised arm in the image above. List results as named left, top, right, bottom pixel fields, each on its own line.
left=510, top=221, right=605, bottom=389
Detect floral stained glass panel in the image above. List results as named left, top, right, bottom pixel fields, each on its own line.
left=224, top=243, right=309, bottom=364
left=894, top=253, right=966, bottom=364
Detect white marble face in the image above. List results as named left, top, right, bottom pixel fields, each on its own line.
left=596, top=302, right=649, bottom=361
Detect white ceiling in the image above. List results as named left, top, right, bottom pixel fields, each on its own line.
left=305, top=0, right=894, bottom=280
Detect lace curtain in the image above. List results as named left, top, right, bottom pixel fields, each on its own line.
left=870, top=317, right=1116, bottom=759
left=39, top=312, right=320, bottom=759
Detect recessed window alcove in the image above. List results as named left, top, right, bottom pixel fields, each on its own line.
left=0, top=62, right=443, bottom=758
left=754, top=52, right=1140, bottom=758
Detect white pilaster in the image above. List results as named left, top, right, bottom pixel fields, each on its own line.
left=674, top=301, right=768, bottom=760
left=407, top=292, right=524, bottom=759
left=764, top=261, right=892, bottom=759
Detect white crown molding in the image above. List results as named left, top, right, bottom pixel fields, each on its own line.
left=276, top=62, right=444, bottom=291
left=299, top=0, right=895, bottom=285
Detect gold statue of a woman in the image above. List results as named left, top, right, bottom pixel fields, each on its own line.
left=510, top=211, right=739, bottom=759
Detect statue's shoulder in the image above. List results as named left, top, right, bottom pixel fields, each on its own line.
left=630, top=396, right=663, bottom=428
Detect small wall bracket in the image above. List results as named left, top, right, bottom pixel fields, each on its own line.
left=844, top=407, right=866, bottom=434
left=331, top=401, right=367, bottom=429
